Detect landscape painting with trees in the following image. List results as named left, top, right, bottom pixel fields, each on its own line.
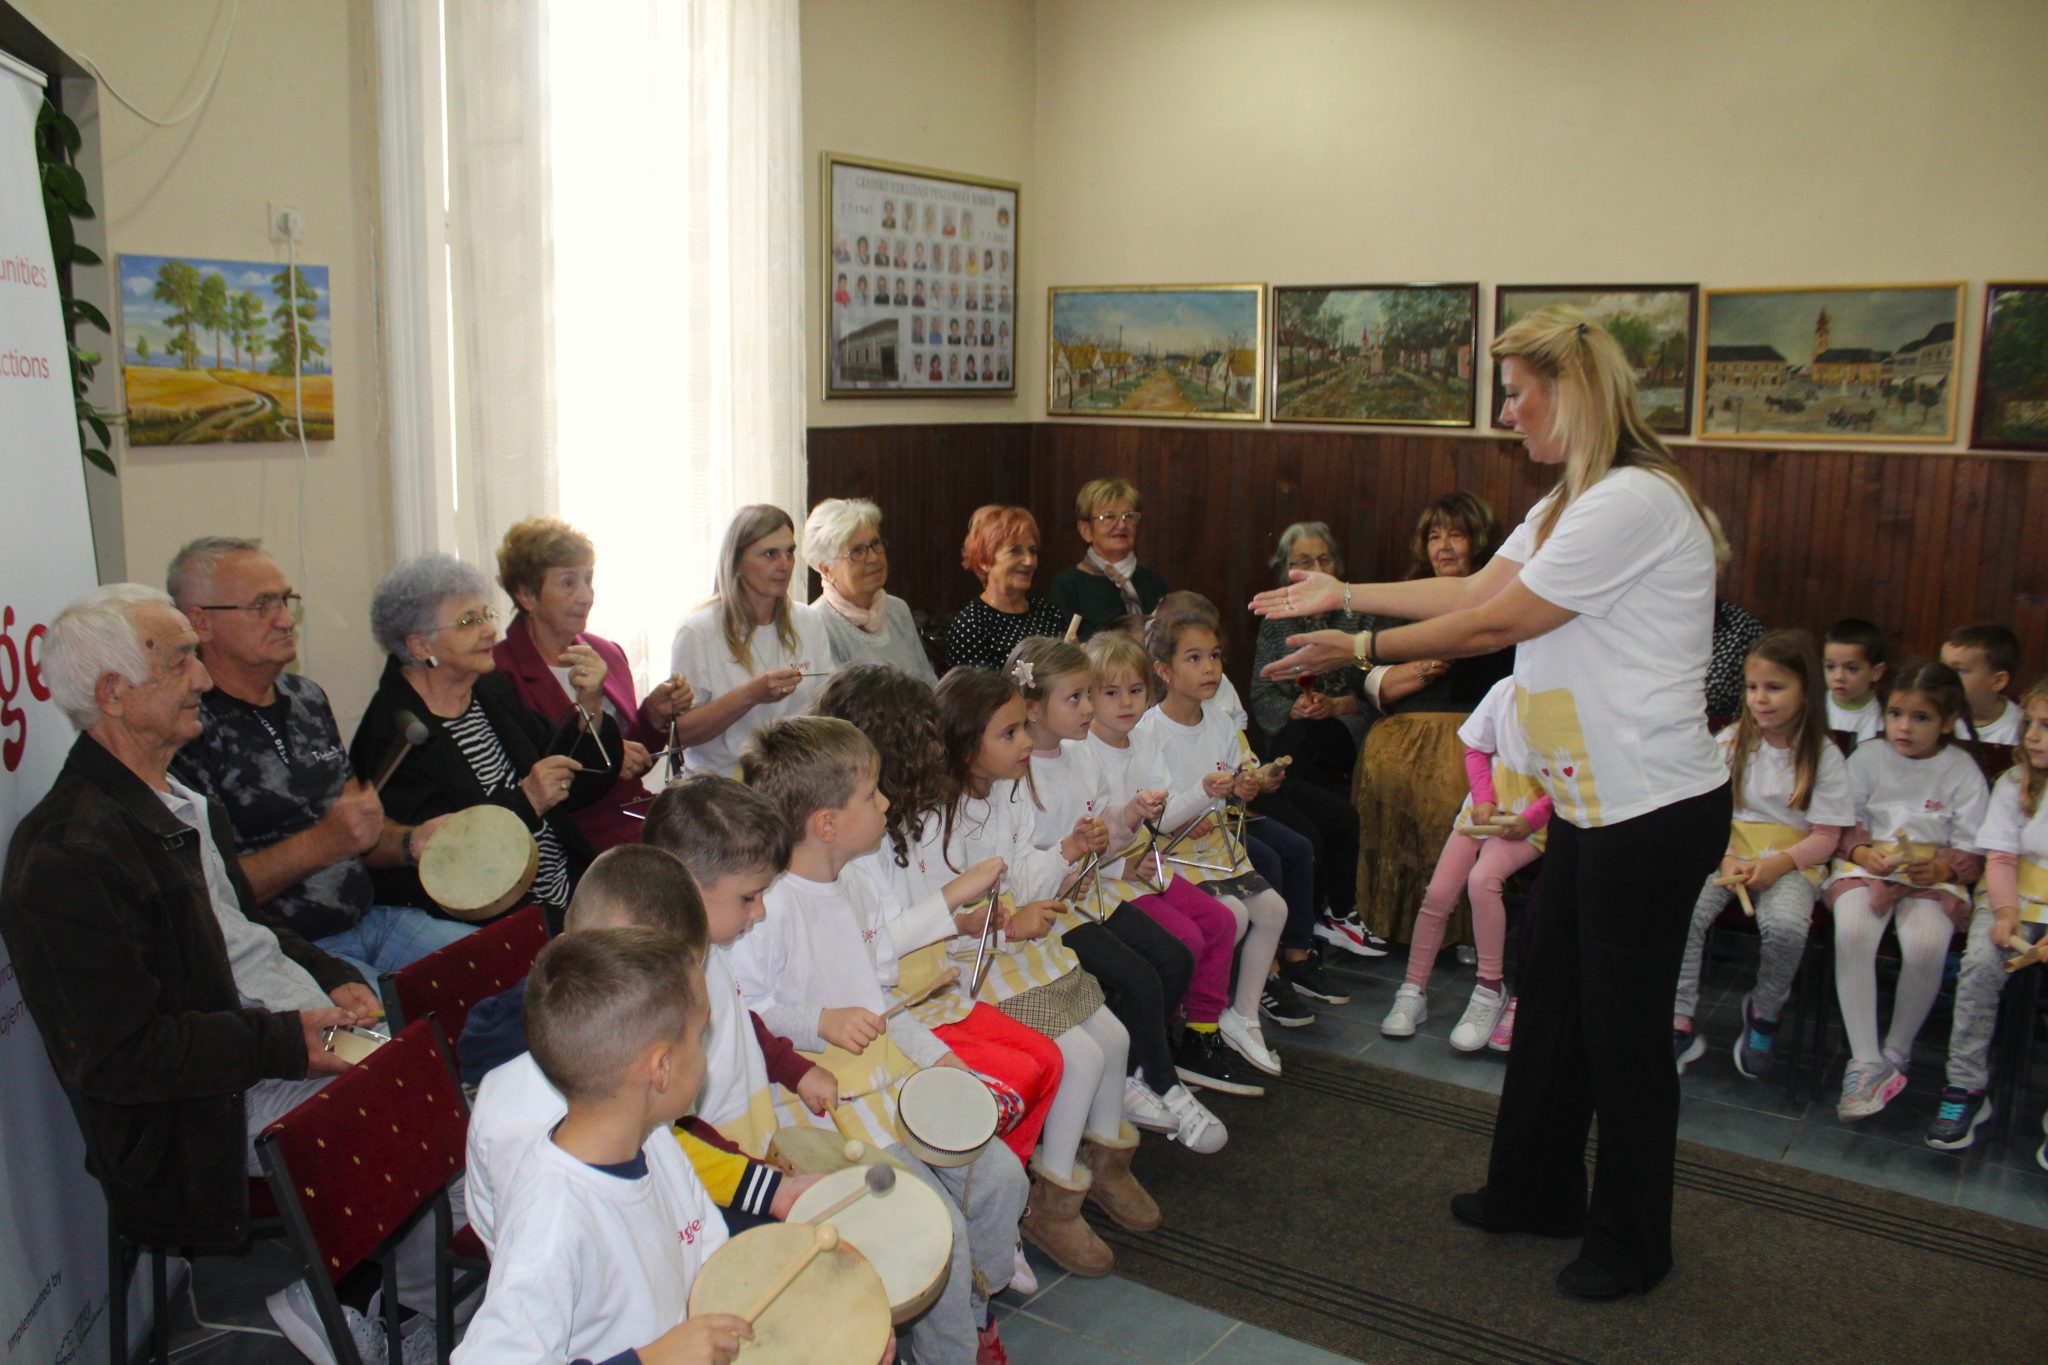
left=1269, top=284, right=1477, bottom=426
left=1048, top=285, right=1263, bottom=421
left=1973, top=282, right=2048, bottom=451
left=118, top=254, right=334, bottom=446
left=1494, top=285, right=1697, bottom=434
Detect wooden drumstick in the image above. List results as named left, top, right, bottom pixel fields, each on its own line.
left=742, top=1224, right=840, bottom=1325
left=1064, top=613, right=1082, bottom=642
left=882, top=968, right=960, bottom=1019
left=805, top=1164, right=896, bottom=1225
left=1734, top=883, right=1755, bottom=917
left=1711, top=873, right=1746, bottom=888
left=372, top=710, right=430, bottom=793
left=1468, top=822, right=1515, bottom=837
left=2004, top=939, right=2048, bottom=973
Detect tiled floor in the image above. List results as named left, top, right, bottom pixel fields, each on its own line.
left=158, top=937, right=2048, bottom=1363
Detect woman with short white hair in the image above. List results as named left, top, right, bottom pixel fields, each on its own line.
left=802, top=497, right=937, bottom=684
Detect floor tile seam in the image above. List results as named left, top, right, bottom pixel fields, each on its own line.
left=1003, top=1304, right=1186, bottom=1362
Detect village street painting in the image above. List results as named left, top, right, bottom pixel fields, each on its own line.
left=1495, top=285, right=1695, bottom=433
left=119, top=254, right=334, bottom=445
left=1271, top=284, right=1477, bottom=426
left=1701, top=285, right=1962, bottom=442
left=1049, top=285, right=1263, bottom=420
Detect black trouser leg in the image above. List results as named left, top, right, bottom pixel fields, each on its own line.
left=1256, top=781, right=1359, bottom=920
left=1063, top=914, right=1187, bottom=1095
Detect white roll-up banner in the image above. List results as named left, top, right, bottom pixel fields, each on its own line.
left=0, top=48, right=119, bottom=1365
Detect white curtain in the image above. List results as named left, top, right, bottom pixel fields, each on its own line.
left=549, top=0, right=809, bottom=696
left=435, top=0, right=808, bottom=695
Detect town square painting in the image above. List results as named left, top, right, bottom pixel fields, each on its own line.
left=1048, top=285, right=1263, bottom=420
left=1270, top=284, right=1477, bottom=426
left=1700, top=285, right=1963, bottom=442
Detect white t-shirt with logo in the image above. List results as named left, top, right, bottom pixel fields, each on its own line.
left=669, top=602, right=834, bottom=775
left=1496, top=466, right=1723, bottom=828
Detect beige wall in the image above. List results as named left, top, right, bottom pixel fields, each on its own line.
left=802, top=0, right=1039, bottom=428
left=48, top=0, right=390, bottom=725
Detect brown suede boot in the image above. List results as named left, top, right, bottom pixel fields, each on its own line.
left=1021, top=1161, right=1114, bottom=1276
left=1078, top=1121, right=1161, bottom=1231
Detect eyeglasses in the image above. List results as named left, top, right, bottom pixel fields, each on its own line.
left=431, top=607, right=499, bottom=633
left=840, top=538, right=888, bottom=564
left=197, top=590, right=304, bottom=621
left=1093, top=512, right=1141, bottom=527
left=1288, top=554, right=1337, bottom=572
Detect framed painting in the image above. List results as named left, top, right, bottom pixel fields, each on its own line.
left=1048, top=284, right=1264, bottom=421
left=1269, top=283, right=1478, bottom=426
left=1493, top=284, right=1697, bottom=434
left=822, top=153, right=1019, bottom=398
left=118, top=253, right=334, bottom=445
left=1972, top=281, right=2048, bottom=452
left=1699, top=284, right=1965, bottom=442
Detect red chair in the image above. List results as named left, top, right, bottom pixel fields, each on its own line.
left=256, top=1021, right=481, bottom=1365
left=378, top=903, right=550, bottom=1059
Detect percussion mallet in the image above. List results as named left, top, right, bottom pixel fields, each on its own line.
left=371, top=710, right=430, bottom=794
left=1710, top=873, right=1745, bottom=887
left=805, top=1164, right=897, bottom=1225
left=1064, top=613, right=1081, bottom=642
left=742, top=1224, right=840, bottom=1326
left=882, top=968, right=961, bottom=1019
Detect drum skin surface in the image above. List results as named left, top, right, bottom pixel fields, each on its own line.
left=788, top=1165, right=953, bottom=1323
left=687, top=1223, right=892, bottom=1363
left=417, top=806, right=539, bottom=920
left=895, top=1067, right=997, bottom=1168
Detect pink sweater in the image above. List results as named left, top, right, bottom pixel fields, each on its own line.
left=1464, top=748, right=1554, bottom=830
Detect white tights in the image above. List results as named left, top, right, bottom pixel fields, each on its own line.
left=1217, top=889, right=1286, bottom=1020
left=1036, top=1006, right=1129, bottom=1179
left=1832, top=887, right=1956, bottom=1066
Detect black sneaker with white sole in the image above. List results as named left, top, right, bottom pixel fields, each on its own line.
left=1259, top=972, right=1315, bottom=1028
left=1280, top=951, right=1350, bottom=1005
left=1173, top=1030, right=1266, bottom=1097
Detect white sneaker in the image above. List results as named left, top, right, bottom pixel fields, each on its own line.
left=1122, top=1075, right=1176, bottom=1134
left=1448, top=985, right=1506, bottom=1053
left=1010, top=1244, right=1039, bottom=1296
left=1160, top=1083, right=1228, bottom=1154
left=1218, top=1007, right=1282, bottom=1076
left=267, top=1280, right=386, bottom=1365
left=398, top=1317, right=438, bottom=1365
left=1380, top=984, right=1427, bottom=1038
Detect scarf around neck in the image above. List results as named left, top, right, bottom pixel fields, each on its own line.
left=820, top=578, right=892, bottom=635
left=1084, top=548, right=1142, bottom=615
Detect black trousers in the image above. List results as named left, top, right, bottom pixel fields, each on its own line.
left=1253, top=778, right=1360, bottom=926
left=1480, top=782, right=1730, bottom=1291
left=1064, top=908, right=1192, bottom=1095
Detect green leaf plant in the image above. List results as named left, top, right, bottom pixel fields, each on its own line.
left=36, top=97, right=117, bottom=475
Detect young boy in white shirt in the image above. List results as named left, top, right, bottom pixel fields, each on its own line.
left=1823, top=618, right=1889, bottom=747
left=454, top=927, right=749, bottom=1364
left=1941, top=622, right=2024, bottom=745
left=729, top=721, right=1028, bottom=1365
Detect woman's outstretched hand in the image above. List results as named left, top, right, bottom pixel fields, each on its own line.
left=1260, top=630, right=1359, bottom=681
left=1249, top=570, right=1343, bottom=620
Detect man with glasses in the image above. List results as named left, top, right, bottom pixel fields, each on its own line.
left=168, top=537, right=475, bottom=982
left=1049, top=478, right=1170, bottom=642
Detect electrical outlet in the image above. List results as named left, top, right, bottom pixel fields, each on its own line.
left=268, top=202, right=304, bottom=243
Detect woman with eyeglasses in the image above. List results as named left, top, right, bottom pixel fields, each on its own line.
left=1049, top=478, right=1168, bottom=642
left=802, top=497, right=938, bottom=684
left=349, top=554, right=621, bottom=920
left=668, top=504, right=836, bottom=774
left=489, top=516, right=696, bottom=852
left=1249, top=522, right=1373, bottom=789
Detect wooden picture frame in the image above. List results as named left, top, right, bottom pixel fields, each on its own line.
left=1492, top=284, right=1698, bottom=435
left=822, top=153, right=1019, bottom=398
left=1972, top=281, right=2048, bottom=452
left=1699, top=284, right=1965, bottom=442
left=1047, top=284, right=1265, bottom=421
left=1269, top=283, right=1478, bottom=427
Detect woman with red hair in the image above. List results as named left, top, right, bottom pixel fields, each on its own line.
left=945, top=504, right=1066, bottom=670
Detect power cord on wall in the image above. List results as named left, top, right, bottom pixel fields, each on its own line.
left=19, top=0, right=239, bottom=128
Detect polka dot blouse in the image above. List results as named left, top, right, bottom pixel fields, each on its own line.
left=945, top=596, right=1068, bottom=671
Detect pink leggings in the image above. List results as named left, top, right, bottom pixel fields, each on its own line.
left=1131, top=877, right=1240, bottom=1025
left=1404, top=830, right=1543, bottom=989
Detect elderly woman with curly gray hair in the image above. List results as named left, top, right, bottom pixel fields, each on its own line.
left=348, top=554, right=620, bottom=921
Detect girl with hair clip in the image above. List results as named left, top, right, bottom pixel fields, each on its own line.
left=1381, top=673, right=1554, bottom=1051
left=1670, top=631, right=1851, bottom=1080
left=1927, top=677, right=2048, bottom=1152
left=1254, top=306, right=1732, bottom=1299
left=815, top=664, right=1063, bottom=1169
left=1132, top=600, right=1294, bottom=1077
left=669, top=505, right=832, bottom=776
left=929, top=667, right=1158, bottom=1278
left=1825, top=658, right=1989, bottom=1123
left=1005, top=637, right=1229, bottom=1153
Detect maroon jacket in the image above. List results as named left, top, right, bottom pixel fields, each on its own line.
left=492, top=615, right=661, bottom=852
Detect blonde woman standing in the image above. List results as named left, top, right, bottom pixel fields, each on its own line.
left=1256, top=307, right=1730, bottom=1300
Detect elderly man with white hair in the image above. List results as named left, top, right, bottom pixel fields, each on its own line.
left=0, top=583, right=455, bottom=1358
left=167, top=536, right=474, bottom=982
left=802, top=496, right=938, bottom=683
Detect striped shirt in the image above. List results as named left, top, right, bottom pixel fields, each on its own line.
left=446, top=700, right=572, bottom=908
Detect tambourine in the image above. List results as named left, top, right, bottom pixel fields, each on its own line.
left=417, top=805, right=538, bottom=920
left=894, top=1066, right=997, bottom=1170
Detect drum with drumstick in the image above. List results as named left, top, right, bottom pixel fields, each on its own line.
left=687, top=1222, right=892, bottom=1363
